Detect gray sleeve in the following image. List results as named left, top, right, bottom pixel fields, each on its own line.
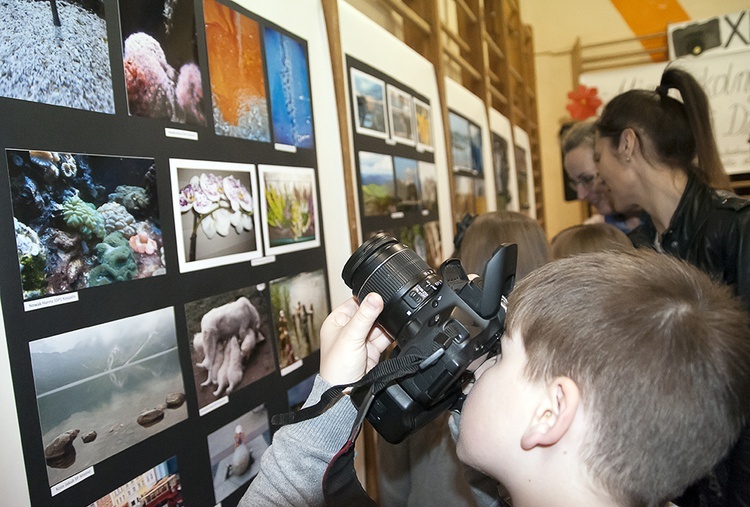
left=239, top=376, right=358, bottom=507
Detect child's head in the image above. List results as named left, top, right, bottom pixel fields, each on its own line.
left=458, top=250, right=750, bottom=506
left=458, top=210, right=549, bottom=280
left=550, top=222, right=634, bottom=259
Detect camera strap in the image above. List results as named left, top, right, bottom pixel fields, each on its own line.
left=270, top=353, right=429, bottom=506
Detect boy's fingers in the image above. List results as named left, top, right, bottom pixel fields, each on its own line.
left=348, top=293, right=383, bottom=337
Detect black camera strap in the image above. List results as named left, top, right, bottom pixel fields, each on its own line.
left=270, top=353, right=429, bottom=506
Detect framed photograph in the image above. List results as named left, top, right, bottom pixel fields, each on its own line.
left=264, top=26, right=314, bottom=149
left=513, top=126, right=537, bottom=218
left=119, top=0, right=206, bottom=125
left=185, top=285, right=277, bottom=414
left=387, top=84, right=416, bottom=146
left=418, top=161, right=438, bottom=216
left=469, top=122, right=484, bottom=176
left=270, top=269, right=329, bottom=373
left=91, top=456, right=182, bottom=506
left=29, top=307, right=187, bottom=488
left=171, top=158, right=263, bottom=273
left=7, top=149, right=164, bottom=303
left=393, top=157, right=420, bottom=212
left=258, top=165, right=320, bottom=256
left=207, top=405, right=270, bottom=504
left=358, top=151, right=395, bottom=217
left=350, top=68, right=389, bottom=139
left=489, top=108, right=520, bottom=212
left=203, top=0, right=270, bottom=141
left=449, top=111, right=472, bottom=173
left=0, top=0, right=115, bottom=113
left=413, top=98, right=434, bottom=152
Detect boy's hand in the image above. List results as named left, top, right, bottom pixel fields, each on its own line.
left=319, top=293, right=391, bottom=386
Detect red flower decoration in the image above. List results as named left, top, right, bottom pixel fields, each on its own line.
left=566, top=84, right=602, bottom=120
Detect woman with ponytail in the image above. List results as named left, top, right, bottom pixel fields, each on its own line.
left=594, top=66, right=750, bottom=507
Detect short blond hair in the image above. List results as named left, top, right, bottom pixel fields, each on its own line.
left=550, top=223, right=633, bottom=259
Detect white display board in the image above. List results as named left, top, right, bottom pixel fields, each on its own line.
left=488, top=109, right=520, bottom=213
left=512, top=126, right=537, bottom=218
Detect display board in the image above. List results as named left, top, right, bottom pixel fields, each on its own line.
left=0, top=0, right=347, bottom=505
left=339, top=1, right=452, bottom=266
left=445, top=77, right=494, bottom=225
left=512, top=126, right=537, bottom=219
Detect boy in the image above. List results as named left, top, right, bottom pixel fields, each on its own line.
left=241, top=250, right=750, bottom=506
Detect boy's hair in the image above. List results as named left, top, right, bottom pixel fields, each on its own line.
left=550, top=222, right=634, bottom=260
left=506, top=250, right=750, bottom=506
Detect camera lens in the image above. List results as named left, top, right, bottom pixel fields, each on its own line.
left=342, top=233, right=439, bottom=338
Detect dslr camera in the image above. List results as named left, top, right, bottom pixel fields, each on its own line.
left=342, top=233, right=517, bottom=444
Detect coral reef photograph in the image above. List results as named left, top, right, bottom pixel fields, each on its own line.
left=171, top=158, right=262, bottom=272
left=259, top=165, right=319, bottom=256
left=119, top=0, right=207, bottom=125
left=7, top=149, right=164, bottom=301
left=203, top=0, right=270, bottom=142
left=264, top=27, right=314, bottom=149
left=29, top=307, right=186, bottom=487
left=184, top=285, right=276, bottom=413
left=269, top=270, right=328, bottom=371
left=0, top=0, right=115, bottom=113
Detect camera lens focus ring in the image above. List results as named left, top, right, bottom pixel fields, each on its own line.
left=357, top=249, right=429, bottom=303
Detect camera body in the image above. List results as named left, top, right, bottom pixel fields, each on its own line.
left=342, top=233, right=516, bottom=443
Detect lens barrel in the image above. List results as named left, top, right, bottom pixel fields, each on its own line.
left=342, top=233, right=437, bottom=337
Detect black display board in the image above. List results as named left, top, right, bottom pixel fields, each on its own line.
left=0, top=1, right=329, bottom=505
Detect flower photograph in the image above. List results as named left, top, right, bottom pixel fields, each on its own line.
left=170, top=158, right=262, bottom=272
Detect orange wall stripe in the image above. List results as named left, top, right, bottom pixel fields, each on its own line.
left=610, top=0, right=691, bottom=60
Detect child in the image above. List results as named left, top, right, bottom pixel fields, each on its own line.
left=550, top=222, right=633, bottom=259
left=240, top=250, right=750, bottom=507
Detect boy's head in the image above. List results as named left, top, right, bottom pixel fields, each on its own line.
left=457, top=250, right=750, bottom=506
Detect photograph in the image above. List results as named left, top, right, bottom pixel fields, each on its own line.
left=119, top=0, right=207, bottom=125
left=514, top=143, right=531, bottom=215
left=414, top=98, right=434, bottom=152
left=359, top=151, right=396, bottom=217
left=264, top=27, right=314, bottom=149
left=0, top=0, right=115, bottom=113
left=270, top=269, right=329, bottom=371
left=89, top=456, right=181, bottom=507
left=171, top=158, right=263, bottom=273
left=470, top=123, right=484, bottom=176
left=287, top=374, right=315, bottom=411
left=387, top=85, right=416, bottom=146
left=29, top=307, right=187, bottom=487
left=449, top=111, right=472, bottom=173
left=492, top=131, right=513, bottom=210
left=259, top=165, right=320, bottom=256
left=184, top=285, right=277, bottom=413
left=393, top=157, right=421, bottom=212
left=453, top=174, right=478, bottom=225
left=207, top=405, right=270, bottom=504
left=423, top=220, right=443, bottom=269
left=203, top=0, right=270, bottom=141
left=398, top=223, right=427, bottom=262
left=351, top=68, right=388, bottom=139
left=7, top=149, right=164, bottom=302
left=417, top=161, right=438, bottom=216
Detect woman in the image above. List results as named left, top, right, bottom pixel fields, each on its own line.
left=593, top=66, right=750, bottom=507
left=561, top=120, right=642, bottom=233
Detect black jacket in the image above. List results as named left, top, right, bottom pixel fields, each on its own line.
left=630, top=173, right=750, bottom=507
left=629, top=173, right=750, bottom=312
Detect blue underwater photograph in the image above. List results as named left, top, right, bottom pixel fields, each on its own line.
left=264, top=27, right=314, bottom=149
left=7, top=149, right=165, bottom=301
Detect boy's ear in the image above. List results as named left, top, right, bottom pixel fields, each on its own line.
left=520, top=377, right=580, bottom=450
